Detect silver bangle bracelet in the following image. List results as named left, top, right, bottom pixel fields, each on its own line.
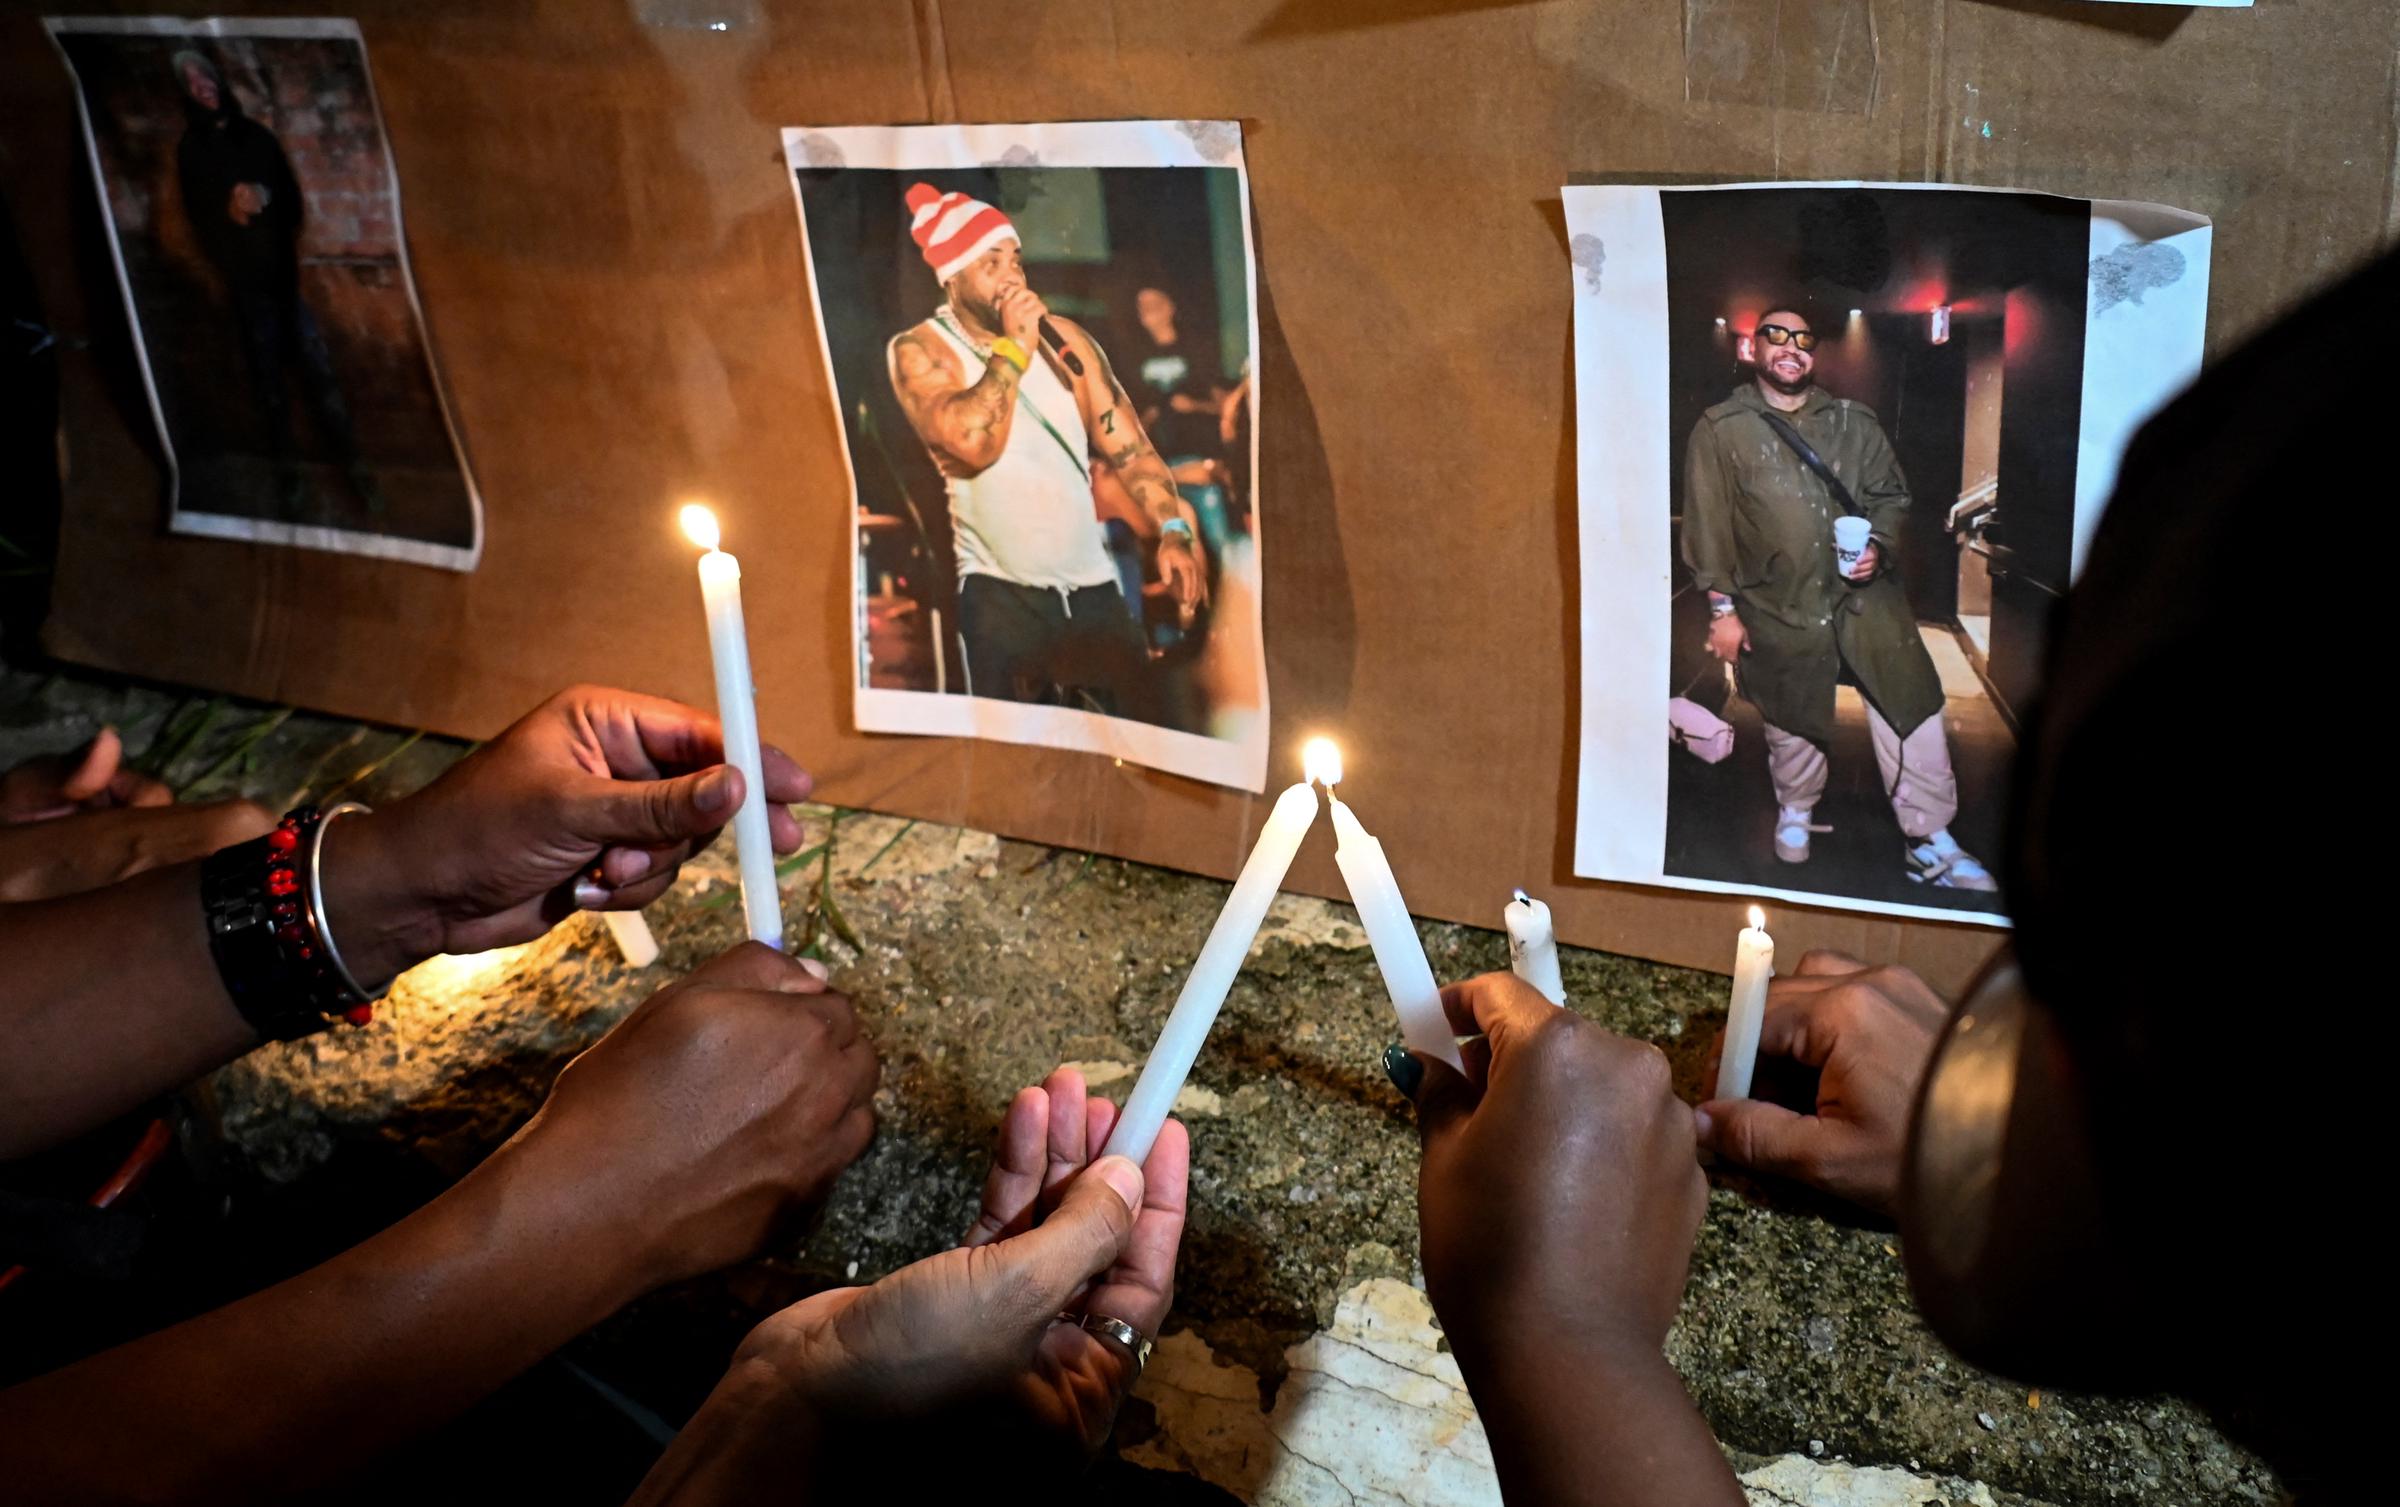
left=306, top=801, right=389, bottom=1003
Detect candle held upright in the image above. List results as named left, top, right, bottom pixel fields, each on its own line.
left=1504, top=888, right=1565, bottom=1005
left=1713, top=906, right=1774, bottom=1100
left=681, top=504, right=784, bottom=950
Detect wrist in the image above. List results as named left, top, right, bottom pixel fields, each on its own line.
left=1444, top=1291, right=1670, bottom=1393
left=459, top=1132, right=660, bottom=1316
left=318, top=807, right=443, bottom=987
left=738, top=1290, right=861, bottom=1393
left=628, top=1354, right=831, bottom=1505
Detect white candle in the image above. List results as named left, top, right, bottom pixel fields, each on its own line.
left=601, top=910, right=660, bottom=968
left=1319, top=750, right=1465, bottom=1074
left=1712, top=906, right=1775, bottom=1100
left=1101, top=775, right=1321, bottom=1165
left=682, top=504, right=783, bottom=950
left=1504, top=888, right=1565, bottom=1005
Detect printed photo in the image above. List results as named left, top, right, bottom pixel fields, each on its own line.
left=785, top=121, right=1264, bottom=791
left=48, top=17, right=479, bottom=569
left=1569, top=183, right=2210, bottom=923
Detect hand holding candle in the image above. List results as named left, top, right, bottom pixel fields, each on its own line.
left=681, top=504, right=784, bottom=950
left=1317, top=741, right=1467, bottom=1075
left=1712, top=906, right=1774, bottom=1100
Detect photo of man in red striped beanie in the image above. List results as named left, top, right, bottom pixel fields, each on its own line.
left=885, top=182, right=1206, bottom=718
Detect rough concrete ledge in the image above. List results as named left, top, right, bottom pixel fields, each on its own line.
left=0, top=670, right=2275, bottom=1505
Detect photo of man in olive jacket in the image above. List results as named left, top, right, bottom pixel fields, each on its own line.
left=1683, top=307, right=1997, bottom=892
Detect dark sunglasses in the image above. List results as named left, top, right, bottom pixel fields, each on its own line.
left=1756, top=323, right=1819, bottom=352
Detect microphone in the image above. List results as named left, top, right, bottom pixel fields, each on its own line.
left=1037, top=317, right=1085, bottom=377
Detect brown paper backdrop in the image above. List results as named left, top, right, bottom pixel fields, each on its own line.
left=7, top=1, right=2395, bottom=994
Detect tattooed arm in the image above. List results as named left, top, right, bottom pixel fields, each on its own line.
left=887, top=325, right=1023, bottom=477
left=1062, top=323, right=1209, bottom=614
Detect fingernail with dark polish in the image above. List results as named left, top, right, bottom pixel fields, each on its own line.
left=1383, top=1044, right=1422, bottom=1099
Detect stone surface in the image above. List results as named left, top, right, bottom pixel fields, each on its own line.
left=0, top=667, right=2278, bottom=1505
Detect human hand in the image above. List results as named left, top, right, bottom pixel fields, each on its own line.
left=737, top=1067, right=1188, bottom=1461
left=995, top=284, right=1050, bottom=356
left=1218, top=382, right=1248, bottom=445
left=228, top=182, right=266, bottom=225
left=321, top=686, right=812, bottom=985
left=1843, top=540, right=1882, bottom=583
left=1695, top=950, right=1949, bottom=1215
left=1157, top=534, right=1208, bottom=620
left=505, top=943, right=878, bottom=1290
left=1404, top=973, right=1706, bottom=1369
left=2, top=727, right=171, bottom=822
left=1705, top=611, right=1750, bottom=662
left=0, top=799, right=274, bottom=903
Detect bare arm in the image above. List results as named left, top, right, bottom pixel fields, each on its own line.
left=887, top=326, right=1023, bottom=477
left=1074, top=330, right=1184, bottom=530
left=1070, top=327, right=1206, bottom=611
left=1, top=943, right=879, bottom=1507
left=0, top=863, right=261, bottom=1158
left=0, top=686, right=818, bottom=1160
left=0, top=1136, right=646, bottom=1505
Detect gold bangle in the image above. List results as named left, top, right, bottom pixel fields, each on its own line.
left=989, top=337, right=1030, bottom=372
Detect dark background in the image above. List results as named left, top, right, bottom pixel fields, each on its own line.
left=795, top=163, right=1248, bottom=704
left=1661, top=186, right=2089, bottom=721
left=1658, top=187, right=2089, bottom=914
left=56, top=30, right=472, bottom=548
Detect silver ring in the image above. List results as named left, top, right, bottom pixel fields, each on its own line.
left=1072, top=1313, right=1153, bottom=1377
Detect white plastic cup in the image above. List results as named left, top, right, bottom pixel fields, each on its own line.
left=1833, top=516, right=1873, bottom=575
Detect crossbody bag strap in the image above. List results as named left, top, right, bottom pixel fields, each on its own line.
left=1757, top=409, right=1863, bottom=517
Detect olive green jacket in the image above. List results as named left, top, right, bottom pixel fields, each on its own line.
left=1681, top=383, right=1946, bottom=745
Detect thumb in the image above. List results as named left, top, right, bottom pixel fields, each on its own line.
left=61, top=728, right=124, bottom=803
left=983, top=1156, right=1142, bottom=1328
left=1694, top=1098, right=1838, bottom=1181
left=576, top=764, right=743, bottom=847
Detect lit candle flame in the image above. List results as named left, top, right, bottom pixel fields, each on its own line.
left=679, top=503, right=721, bottom=551
left=1748, top=904, right=1765, bottom=931
left=1301, top=737, right=1343, bottom=788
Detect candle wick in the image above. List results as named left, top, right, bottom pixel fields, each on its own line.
left=1513, top=888, right=1531, bottom=905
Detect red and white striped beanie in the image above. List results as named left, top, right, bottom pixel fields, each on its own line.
left=905, top=182, right=1018, bottom=285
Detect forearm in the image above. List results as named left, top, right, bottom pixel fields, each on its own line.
left=0, top=863, right=255, bottom=1157
left=0, top=1137, right=648, bottom=1505
left=927, top=360, right=1023, bottom=470
left=627, top=1359, right=828, bottom=1506
left=1458, top=1338, right=1744, bottom=1507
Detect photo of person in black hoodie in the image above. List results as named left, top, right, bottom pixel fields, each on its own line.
left=46, top=19, right=481, bottom=569
left=170, top=48, right=377, bottom=522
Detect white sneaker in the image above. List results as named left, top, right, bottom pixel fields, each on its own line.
left=1774, top=805, right=1828, bottom=864
left=1906, top=829, right=1999, bottom=892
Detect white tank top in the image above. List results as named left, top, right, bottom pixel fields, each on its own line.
left=919, top=310, right=1117, bottom=592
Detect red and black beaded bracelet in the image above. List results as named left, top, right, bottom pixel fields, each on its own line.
left=199, top=804, right=384, bottom=1040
